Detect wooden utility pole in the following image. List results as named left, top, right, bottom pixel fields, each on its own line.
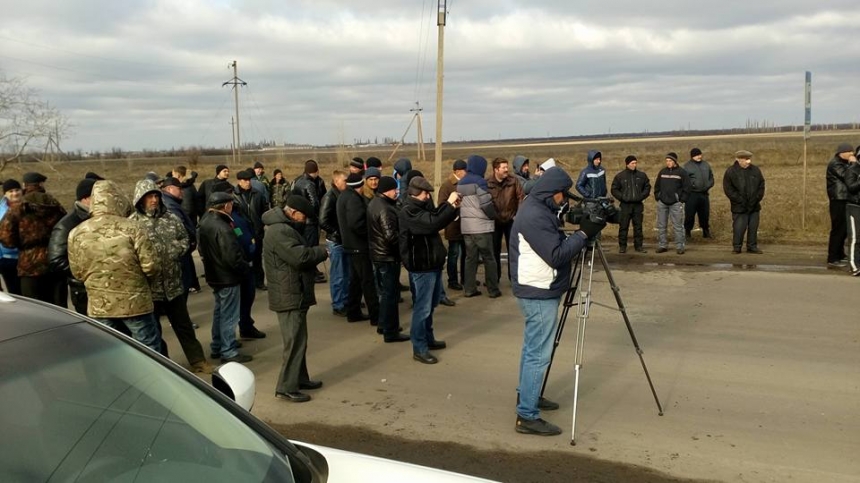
left=434, top=0, right=447, bottom=191
left=388, top=102, right=426, bottom=163
left=223, top=61, right=247, bottom=168
left=230, top=117, right=237, bottom=164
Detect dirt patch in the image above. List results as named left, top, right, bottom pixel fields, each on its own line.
left=270, top=422, right=714, bottom=483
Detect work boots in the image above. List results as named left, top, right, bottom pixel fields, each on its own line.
left=515, top=416, right=562, bottom=436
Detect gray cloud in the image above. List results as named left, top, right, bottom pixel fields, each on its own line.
left=1, top=0, right=858, bottom=151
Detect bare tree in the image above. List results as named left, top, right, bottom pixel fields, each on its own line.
left=0, top=71, right=69, bottom=173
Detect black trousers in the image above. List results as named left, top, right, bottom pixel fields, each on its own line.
left=154, top=294, right=206, bottom=365
left=0, top=258, right=20, bottom=295
left=373, top=261, right=401, bottom=337
left=617, top=202, right=645, bottom=249
left=253, top=235, right=265, bottom=287
left=20, top=272, right=67, bottom=308
left=732, top=211, right=760, bottom=251
left=847, top=204, right=860, bottom=272
left=69, top=280, right=88, bottom=315
left=239, top=270, right=258, bottom=333
left=684, top=192, right=711, bottom=234
left=347, top=252, right=380, bottom=323
left=493, top=221, right=513, bottom=282
left=828, top=200, right=848, bottom=263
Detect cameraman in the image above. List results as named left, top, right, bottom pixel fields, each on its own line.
left=510, top=167, right=606, bottom=436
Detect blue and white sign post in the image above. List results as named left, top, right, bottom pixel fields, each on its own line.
left=803, top=71, right=811, bottom=229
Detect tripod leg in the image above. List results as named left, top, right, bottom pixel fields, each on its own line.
left=539, top=249, right=584, bottom=398
left=595, top=241, right=664, bottom=416
left=570, top=244, right=596, bottom=444
left=571, top=362, right=581, bottom=446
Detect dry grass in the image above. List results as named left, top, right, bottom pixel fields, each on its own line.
left=2, top=132, right=854, bottom=245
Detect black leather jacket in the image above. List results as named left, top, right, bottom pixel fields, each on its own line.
left=233, top=186, right=267, bottom=237
left=292, top=174, right=327, bottom=221
left=336, top=188, right=369, bottom=254
left=610, top=169, right=651, bottom=204
left=398, top=197, right=457, bottom=272
left=367, top=194, right=400, bottom=263
left=319, top=186, right=342, bottom=244
left=198, top=210, right=249, bottom=287
left=825, top=156, right=860, bottom=201
left=47, top=201, right=90, bottom=290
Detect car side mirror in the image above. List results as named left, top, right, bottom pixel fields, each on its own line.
left=212, top=362, right=256, bottom=411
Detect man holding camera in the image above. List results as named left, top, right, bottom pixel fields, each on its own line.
left=510, top=167, right=606, bottom=436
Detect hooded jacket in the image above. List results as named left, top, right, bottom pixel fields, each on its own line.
left=723, top=161, right=765, bottom=213
left=129, top=179, right=189, bottom=302
left=0, top=185, right=66, bottom=277
left=398, top=196, right=458, bottom=272
left=393, top=158, right=413, bottom=196
left=68, top=180, right=157, bottom=318
left=510, top=168, right=588, bottom=299
left=575, top=150, right=607, bottom=199
left=262, top=208, right=328, bottom=312
left=457, top=155, right=497, bottom=234
left=512, top=155, right=530, bottom=185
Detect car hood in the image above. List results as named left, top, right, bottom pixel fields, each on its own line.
left=294, top=442, right=497, bottom=482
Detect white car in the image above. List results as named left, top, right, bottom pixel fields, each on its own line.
left=0, top=293, right=495, bottom=482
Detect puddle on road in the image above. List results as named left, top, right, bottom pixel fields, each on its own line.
left=637, top=262, right=829, bottom=273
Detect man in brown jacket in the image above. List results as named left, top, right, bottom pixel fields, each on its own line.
left=486, top=157, right=524, bottom=283
left=438, top=159, right=467, bottom=290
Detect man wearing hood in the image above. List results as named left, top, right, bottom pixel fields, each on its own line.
left=393, top=157, right=413, bottom=199
left=654, top=153, right=691, bottom=254
left=293, top=159, right=327, bottom=283
left=130, top=179, right=212, bottom=373
left=0, top=179, right=22, bottom=294
left=264, top=195, right=329, bottom=403
left=825, top=143, right=860, bottom=267
left=0, top=172, right=67, bottom=304
left=68, top=180, right=161, bottom=353
left=457, top=155, right=501, bottom=298
left=575, top=150, right=607, bottom=199
left=48, top=178, right=97, bottom=315
left=512, top=155, right=530, bottom=186
left=510, top=167, right=606, bottom=436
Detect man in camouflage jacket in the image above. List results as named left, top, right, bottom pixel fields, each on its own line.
left=68, top=180, right=162, bottom=354
left=130, top=179, right=211, bottom=372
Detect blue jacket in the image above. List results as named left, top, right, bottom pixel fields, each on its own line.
left=459, top=155, right=489, bottom=190
left=511, top=168, right=588, bottom=299
left=575, top=150, right=607, bottom=199
left=0, top=198, right=18, bottom=260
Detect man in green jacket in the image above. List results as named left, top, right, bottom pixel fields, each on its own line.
left=264, top=195, right=329, bottom=403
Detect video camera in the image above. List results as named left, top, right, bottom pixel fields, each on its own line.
left=565, top=196, right=619, bottom=225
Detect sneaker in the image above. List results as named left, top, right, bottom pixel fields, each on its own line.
left=828, top=261, right=847, bottom=268
left=448, top=282, right=463, bottom=290
left=222, top=353, right=253, bottom=363
left=618, top=246, right=627, bottom=254
left=515, top=416, right=562, bottom=436
left=655, top=247, right=668, bottom=254
left=676, top=248, right=685, bottom=255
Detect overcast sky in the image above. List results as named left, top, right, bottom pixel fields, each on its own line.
left=2, top=0, right=859, bottom=152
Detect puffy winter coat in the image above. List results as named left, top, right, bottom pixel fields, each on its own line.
left=457, top=155, right=496, bottom=234
left=262, top=209, right=327, bottom=312
left=368, top=194, right=400, bottom=263
left=0, top=186, right=66, bottom=277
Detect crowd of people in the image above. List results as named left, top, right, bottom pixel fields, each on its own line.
left=0, top=142, right=857, bottom=436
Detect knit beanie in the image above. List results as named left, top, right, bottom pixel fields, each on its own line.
left=364, top=167, right=381, bottom=179
left=365, top=157, right=382, bottom=169
left=304, top=160, right=319, bottom=174
left=690, top=148, right=702, bottom=158
left=2, top=179, right=21, bottom=193
left=346, top=173, right=364, bottom=188
left=624, top=155, right=638, bottom=165
left=666, top=152, right=679, bottom=164
left=286, top=195, right=313, bottom=216
left=350, top=157, right=365, bottom=170
left=76, top=178, right=97, bottom=201
left=377, top=176, right=397, bottom=194
left=837, top=143, right=854, bottom=155
left=215, top=164, right=228, bottom=175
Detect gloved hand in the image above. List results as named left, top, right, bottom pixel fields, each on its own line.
left=579, top=217, right=606, bottom=239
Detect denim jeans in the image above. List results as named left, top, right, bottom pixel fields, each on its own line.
left=516, top=296, right=560, bottom=420
left=656, top=201, right=685, bottom=249
left=327, top=240, right=350, bottom=310
left=95, top=313, right=161, bottom=354
left=373, top=261, right=401, bottom=336
left=409, top=270, right=442, bottom=354
left=446, top=240, right=465, bottom=285
left=211, top=284, right=241, bottom=359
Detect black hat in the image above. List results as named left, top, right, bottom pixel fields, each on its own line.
left=212, top=180, right=234, bottom=193
left=377, top=176, right=397, bottom=194
left=364, top=167, right=381, bottom=179
left=286, top=195, right=313, bottom=216
left=253, top=161, right=264, bottom=169
left=215, top=164, right=228, bottom=175
left=304, top=159, right=319, bottom=174
left=350, top=157, right=365, bottom=169
left=690, top=148, right=703, bottom=158
left=2, top=179, right=21, bottom=193
left=85, top=171, right=105, bottom=180
left=161, top=176, right=182, bottom=188
left=75, top=178, right=97, bottom=201
left=346, top=173, right=364, bottom=188
left=837, top=143, right=854, bottom=155
left=207, top=191, right=234, bottom=207
left=22, top=172, right=47, bottom=184
left=408, top=176, right=434, bottom=193
left=453, top=159, right=467, bottom=171
left=624, top=155, right=638, bottom=165
left=365, top=157, right=382, bottom=168
left=666, top=152, right=679, bottom=164
left=273, top=168, right=283, bottom=176
left=236, top=169, right=254, bottom=180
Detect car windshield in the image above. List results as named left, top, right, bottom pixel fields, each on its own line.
left=0, top=323, right=295, bottom=483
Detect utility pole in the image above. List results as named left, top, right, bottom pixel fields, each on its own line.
left=223, top=60, right=247, bottom=168
left=412, top=102, right=426, bottom=162
left=434, top=0, right=447, bottom=191
left=230, top=117, right=237, bottom=164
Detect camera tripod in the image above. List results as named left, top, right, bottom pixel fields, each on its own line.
left=540, top=238, right=663, bottom=445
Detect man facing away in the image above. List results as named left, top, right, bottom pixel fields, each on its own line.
left=264, top=195, right=329, bottom=403
left=510, top=167, right=606, bottom=436
left=723, top=150, right=765, bottom=255
left=293, top=159, right=327, bottom=283
left=610, top=155, right=651, bottom=253
left=683, top=147, right=715, bottom=239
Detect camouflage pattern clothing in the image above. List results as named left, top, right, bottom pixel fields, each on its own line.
left=269, top=179, right=291, bottom=209
left=69, top=180, right=158, bottom=318
left=129, top=179, right=189, bottom=302
left=0, top=185, right=66, bottom=277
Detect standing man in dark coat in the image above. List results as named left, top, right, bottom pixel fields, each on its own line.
left=293, top=159, right=327, bottom=283
left=399, top=176, right=461, bottom=364
left=48, top=178, right=96, bottom=315
left=196, top=164, right=230, bottom=218
left=611, top=155, right=651, bottom=253
left=319, top=170, right=350, bottom=316
left=723, top=150, right=766, bottom=254
left=438, top=159, right=467, bottom=290
left=683, top=148, right=715, bottom=239
left=654, top=153, right=691, bottom=254
left=264, top=195, right=328, bottom=403
left=337, top=173, right=380, bottom=325
left=368, top=176, right=410, bottom=343
left=825, top=143, right=860, bottom=267
left=234, top=169, right=268, bottom=291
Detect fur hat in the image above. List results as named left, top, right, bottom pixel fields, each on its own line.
left=377, top=176, right=397, bottom=194
left=75, top=178, right=97, bottom=201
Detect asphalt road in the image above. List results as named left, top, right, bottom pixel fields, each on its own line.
left=171, top=245, right=859, bottom=483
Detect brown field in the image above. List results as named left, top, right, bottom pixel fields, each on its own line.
left=3, top=131, right=858, bottom=245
